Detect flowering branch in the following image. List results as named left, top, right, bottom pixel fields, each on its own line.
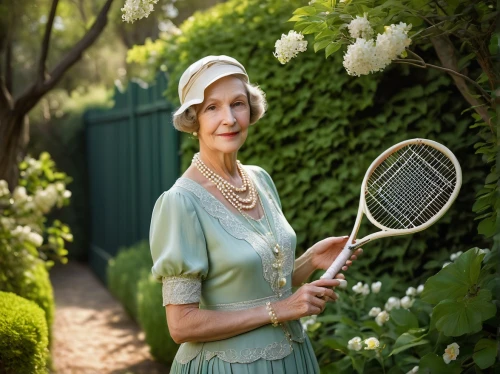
left=393, top=56, right=492, bottom=104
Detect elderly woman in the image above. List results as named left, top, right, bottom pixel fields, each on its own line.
left=149, top=55, right=362, bottom=374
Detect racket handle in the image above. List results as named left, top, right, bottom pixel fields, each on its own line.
left=320, top=242, right=353, bottom=280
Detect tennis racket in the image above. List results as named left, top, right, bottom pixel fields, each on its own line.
left=321, top=138, right=462, bottom=280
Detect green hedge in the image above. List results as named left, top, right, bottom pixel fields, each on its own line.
left=107, top=241, right=177, bottom=365
left=156, top=0, right=488, bottom=285
left=137, top=275, right=178, bottom=365
left=0, top=245, right=54, bottom=333
left=107, top=240, right=152, bottom=318
left=0, top=291, right=49, bottom=374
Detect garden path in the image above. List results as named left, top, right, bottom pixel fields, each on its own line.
left=49, top=261, right=168, bottom=374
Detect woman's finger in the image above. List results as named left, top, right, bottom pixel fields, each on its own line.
left=345, top=260, right=352, bottom=267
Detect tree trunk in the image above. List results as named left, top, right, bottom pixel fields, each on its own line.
left=0, top=110, right=28, bottom=190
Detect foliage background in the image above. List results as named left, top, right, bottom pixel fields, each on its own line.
left=130, top=0, right=491, bottom=286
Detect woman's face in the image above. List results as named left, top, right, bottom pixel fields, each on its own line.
left=196, top=75, right=250, bottom=155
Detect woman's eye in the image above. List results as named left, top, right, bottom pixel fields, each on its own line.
left=233, top=101, right=245, bottom=107
left=206, top=105, right=216, bottom=111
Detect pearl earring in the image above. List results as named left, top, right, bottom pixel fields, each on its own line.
left=193, top=131, right=198, bottom=137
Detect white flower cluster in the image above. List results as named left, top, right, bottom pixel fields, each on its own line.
left=366, top=284, right=424, bottom=326
left=121, top=0, right=159, bottom=23
left=273, top=31, right=308, bottom=65
left=443, top=342, right=459, bottom=364
left=352, top=281, right=370, bottom=295
left=371, top=281, right=381, bottom=293
left=348, top=15, right=374, bottom=39
left=11, top=225, right=44, bottom=247
left=33, top=184, right=68, bottom=213
left=375, top=310, right=390, bottom=326
left=343, top=16, right=412, bottom=76
left=0, top=180, right=9, bottom=197
left=406, top=366, right=419, bottom=374
left=450, top=251, right=463, bottom=261
left=348, top=336, right=380, bottom=351
left=352, top=280, right=381, bottom=295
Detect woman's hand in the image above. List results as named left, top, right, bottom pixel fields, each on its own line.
left=309, top=236, right=363, bottom=272
left=273, top=278, right=341, bottom=321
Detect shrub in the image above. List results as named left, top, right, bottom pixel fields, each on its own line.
left=0, top=244, right=54, bottom=333
left=129, top=0, right=489, bottom=285
left=107, top=240, right=152, bottom=319
left=137, top=275, right=178, bottom=365
left=107, top=240, right=178, bottom=364
left=0, top=291, right=49, bottom=374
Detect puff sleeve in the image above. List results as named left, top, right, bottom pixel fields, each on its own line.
left=149, top=190, right=208, bottom=306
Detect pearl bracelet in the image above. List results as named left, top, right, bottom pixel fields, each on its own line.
left=266, top=301, right=279, bottom=327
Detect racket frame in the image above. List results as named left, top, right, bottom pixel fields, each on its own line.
left=321, top=138, right=462, bottom=279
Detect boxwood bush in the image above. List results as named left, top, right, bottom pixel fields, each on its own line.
left=0, top=291, right=49, bottom=374
left=107, top=240, right=177, bottom=364
left=107, top=240, right=152, bottom=319
left=0, top=244, right=54, bottom=333
left=137, top=275, right=178, bottom=365
left=135, top=0, right=489, bottom=286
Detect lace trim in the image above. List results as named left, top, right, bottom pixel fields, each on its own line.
left=204, top=337, right=293, bottom=363
left=251, top=170, right=294, bottom=284
left=175, top=342, right=204, bottom=364
left=175, top=170, right=293, bottom=295
left=162, top=276, right=201, bottom=305
left=202, top=288, right=292, bottom=311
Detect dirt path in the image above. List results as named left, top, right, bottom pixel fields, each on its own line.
left=50, top=261, right=169, bottom=374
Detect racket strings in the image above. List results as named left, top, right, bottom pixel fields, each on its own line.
left=369, top=146, right=455, bottom=227
left=365, top=144, right=457, bottom=230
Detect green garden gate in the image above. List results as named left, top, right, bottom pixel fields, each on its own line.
left=84, top=74, right=179, bottom=283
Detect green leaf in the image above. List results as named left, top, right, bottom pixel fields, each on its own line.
left=432, top=289, right=496, bottom=336
left=293, top=6, right=317, bottom=16
left=478, top=216, right=497, bottom=237
left=322, top=338, right=348, bottom=354
left=389, top=333, right=429, bottom=356
left=390, top=309, right=419, bottom=331
left=421, top=248, right=484, bottom=304
left=314, top=39, right=333, bottom=52
left=473, top=339, right=498, bottom=369
left=325, top=42, right=341, bottom=57
left=419, top=353, right=461, bottom=373
left=351, top=355, right=365, bottom=374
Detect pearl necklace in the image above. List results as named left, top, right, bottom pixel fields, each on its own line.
left=193, top=153, right=257, bottom=211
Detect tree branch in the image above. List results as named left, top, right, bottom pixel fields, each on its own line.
left=39, top=0, right=60, bottom=84
left=5, top=32, right=12, bottom=94
left=14, top=0, right=115, bottom=115
left=430, top=35, right=493, bottom=130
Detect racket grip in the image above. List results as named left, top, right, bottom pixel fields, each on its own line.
left=320, top=244, right=353, bottom=280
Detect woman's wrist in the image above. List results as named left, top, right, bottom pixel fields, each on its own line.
left=292, top=248, right=316, bottom=286
left=272, top=299, right=292, bottom=323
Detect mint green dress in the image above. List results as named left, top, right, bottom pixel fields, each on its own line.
left=149, top=165, right=320, bottom=374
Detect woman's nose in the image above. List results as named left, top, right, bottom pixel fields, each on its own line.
left=221, top=105, right=236, bottom=125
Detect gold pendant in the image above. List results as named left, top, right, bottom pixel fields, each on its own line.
left=278, top=277, right=287, bottom=288
left=273, top=243, right=280, bottom=255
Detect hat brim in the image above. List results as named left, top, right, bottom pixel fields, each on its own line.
left=173, top=70, right=248, bottom=117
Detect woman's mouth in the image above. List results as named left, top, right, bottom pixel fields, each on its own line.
left=218, top=131, right=239, bottom=138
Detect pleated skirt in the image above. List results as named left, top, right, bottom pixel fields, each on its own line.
left=170, top=338, right=320, bottom=374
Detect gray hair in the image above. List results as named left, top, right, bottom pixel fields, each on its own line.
left=172, top=80, right=267, bottom=133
